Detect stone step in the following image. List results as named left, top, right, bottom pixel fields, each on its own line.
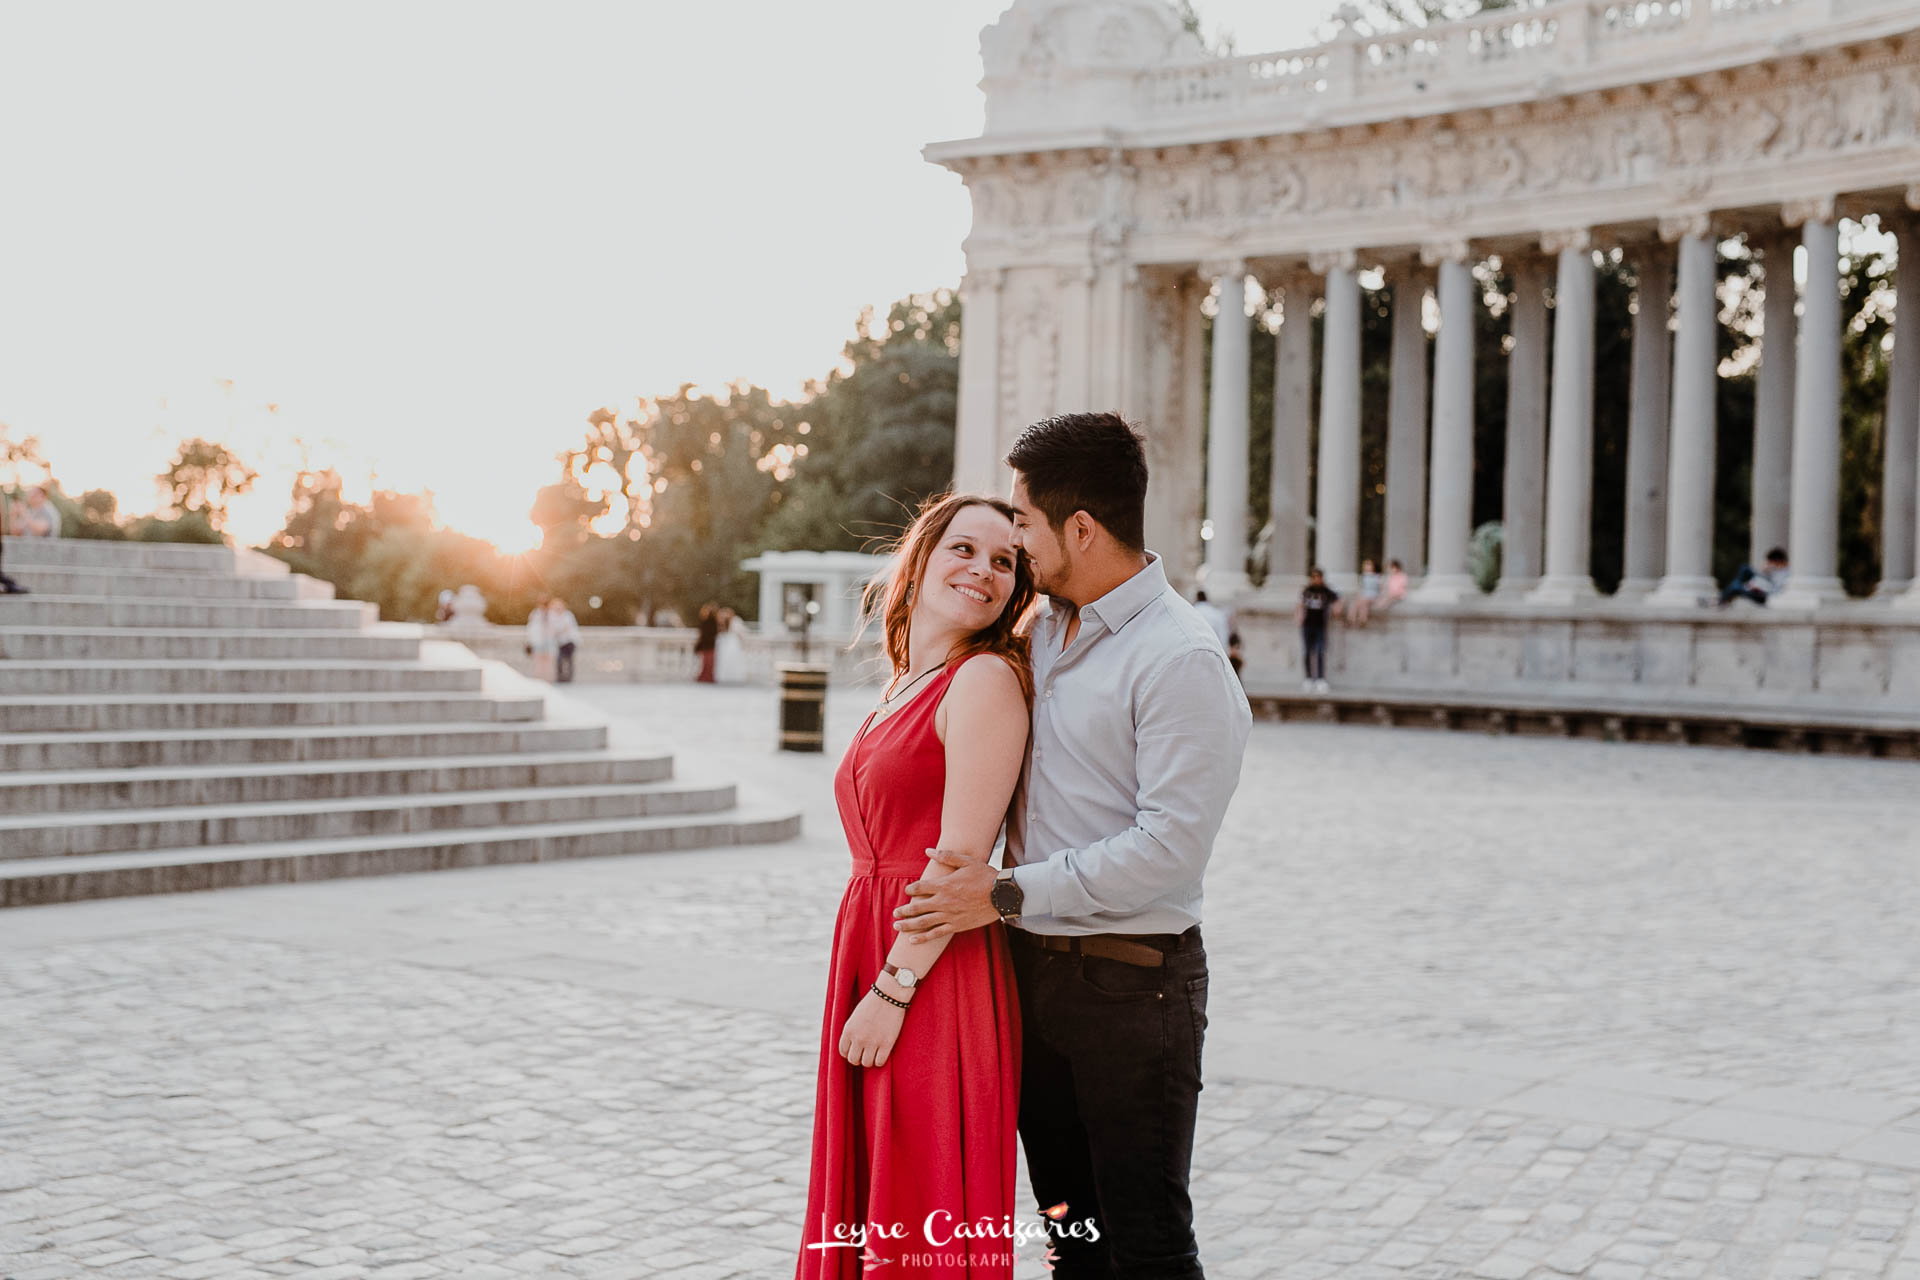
left=0, top=691, right=545, bottom=733
left=0, top=780, right=740, bottom=858
left=0, top=595, right=375, bottom=630
left=0, top=808, right=805, bottom=907
left=0, top=720, right=607, bottom=770
left=6, top=564, right=319, bottom=601
left=0, top=748, right=675, bottom=815
left=0, top=539, right=289, bottom=576
left=0, top=659, right=483, bottom=696
left=0, top=626, right=424, bottom=662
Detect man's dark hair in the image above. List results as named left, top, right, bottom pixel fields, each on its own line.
left=1765, top=546, right=1788, bottom=563
left=1004, top=412, right=1149, bottom=551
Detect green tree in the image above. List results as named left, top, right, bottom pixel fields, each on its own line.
left=159, top=438, right=257, bottom=529
left=758, top=290, right=960, bottom=553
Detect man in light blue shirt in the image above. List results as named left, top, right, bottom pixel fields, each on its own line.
left=898, top=412, right=1251, bottom=1279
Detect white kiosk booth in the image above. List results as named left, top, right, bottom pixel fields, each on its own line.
left=739, top=550, right=893, bottom=639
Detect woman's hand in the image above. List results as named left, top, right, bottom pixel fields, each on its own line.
left=839, top=991, right=908, bottom=1068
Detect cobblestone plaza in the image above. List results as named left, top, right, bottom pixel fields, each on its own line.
left=4, top=683, right=1919, bottom=1280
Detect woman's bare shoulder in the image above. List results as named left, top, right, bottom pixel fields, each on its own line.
left=951, top=650, right=1026, bottom=695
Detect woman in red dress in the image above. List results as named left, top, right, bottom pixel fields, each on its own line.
left=797, top=494, right=1036, bottom=1279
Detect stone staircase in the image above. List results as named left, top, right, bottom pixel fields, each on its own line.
left=0, top=538, right=800, bottom=906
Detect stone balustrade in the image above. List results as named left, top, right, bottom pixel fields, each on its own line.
left=437, top=624, right=886, bottom=686
left=1112, top=0, right=1894, bottom=137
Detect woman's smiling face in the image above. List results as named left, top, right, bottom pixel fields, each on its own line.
left=916, top=503, right=1020, bottom=632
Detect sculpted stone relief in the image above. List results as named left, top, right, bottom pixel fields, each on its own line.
left=997, top=269, right=1061, bottom=436
left=961, top=56, right=1920, bottom=252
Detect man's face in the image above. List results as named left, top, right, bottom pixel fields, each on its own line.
left=1008, top=474, right=1072, bottom=598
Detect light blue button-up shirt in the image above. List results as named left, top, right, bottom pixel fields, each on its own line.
left=1008, top=554, right=1252, bottom=936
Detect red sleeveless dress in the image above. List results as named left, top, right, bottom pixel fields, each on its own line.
left=796, top=663, right=1022, bottom=1278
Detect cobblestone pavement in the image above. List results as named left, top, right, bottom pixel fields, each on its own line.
left=4, top=682, right=1920, bottom=1279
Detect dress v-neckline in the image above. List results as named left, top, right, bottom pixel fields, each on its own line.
left=855, top=661, right=954, bottom=750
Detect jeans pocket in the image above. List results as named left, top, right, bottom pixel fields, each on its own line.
left=1078, top=955, right=1166, bottom=1000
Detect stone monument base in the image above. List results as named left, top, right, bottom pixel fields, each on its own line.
left=1233, top=595, right=1920, bottom=715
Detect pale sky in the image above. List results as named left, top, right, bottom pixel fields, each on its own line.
left=0, top=1, right=1324, bottom=549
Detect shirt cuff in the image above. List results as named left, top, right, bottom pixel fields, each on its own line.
left=1010, top=861, right=1057, bottom=921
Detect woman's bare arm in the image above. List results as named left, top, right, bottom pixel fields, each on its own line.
left=840, top=654, right=1029, bottom=1065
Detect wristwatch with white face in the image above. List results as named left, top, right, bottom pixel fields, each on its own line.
left=882, top=963, right=918, bottom=991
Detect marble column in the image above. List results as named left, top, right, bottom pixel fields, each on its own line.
left=1531, top=234, right=1600, bottom=604
left=1172, top=275, right=1210, bottom=588
left=1055, top=265, right=1095, bottom=412
left=1267, top=270, right=1316, bottom=595
left=1384, top=263, right=1430, bottom=578
left=1203, top=261, right=1252, bottom=597
left=1139, top=270, right=1202, bottom=588
left=1412, top=243, right=1478, bottom=602
left=1750, top=232, right=1797, bottom=566
left=1315, top=251, right=1363, bottom=592
left=1496, top=254, right=1549, bottom=594
left=1618, top=242, right=1674, bottom=596
left=1877, top=216, right=1920, bottom=597
left=1775, top=203, right=1848, bottom=608
left=951, top=267, right=1004, bottom=495
left=1650, top=219, right=1721, bottom=605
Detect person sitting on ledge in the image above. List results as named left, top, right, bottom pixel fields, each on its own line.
left=1374, top=558, right=1409, bottom=617
left=1719, top=547, right=1791, bottom=607
left=1349, top=558, right=1384, bottom=626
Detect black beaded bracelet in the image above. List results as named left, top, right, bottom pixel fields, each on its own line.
left=869, top=981, right=911, bottom=1011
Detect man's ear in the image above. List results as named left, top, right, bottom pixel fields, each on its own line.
left=1069, top=510, right=1098, bottom=550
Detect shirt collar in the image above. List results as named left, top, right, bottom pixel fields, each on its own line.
left=1045, top=553, right=1168, bottom=635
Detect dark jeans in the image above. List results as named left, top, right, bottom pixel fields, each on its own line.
left=1719, top=565, right=1770, bottom=606
left=1010, top=928, right=1209, bottom=1280
left=556, top=642, right=576, bottom=683
left=1301, top=625, right=1328, bottom=679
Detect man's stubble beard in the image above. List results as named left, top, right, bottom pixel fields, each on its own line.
left=1033, top=534, right=1073, bottom=601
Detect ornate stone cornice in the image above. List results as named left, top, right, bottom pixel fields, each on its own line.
left=953, top=42, right=1920, bottom=268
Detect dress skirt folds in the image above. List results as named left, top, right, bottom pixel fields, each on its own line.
left=796, top=663, right=1022, bottom=1279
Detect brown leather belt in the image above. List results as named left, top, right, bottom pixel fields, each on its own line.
left=1018, top=932, right=1167, bottom=968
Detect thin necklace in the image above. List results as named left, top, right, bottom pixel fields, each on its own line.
left=877, top=663, right=941, bottom=711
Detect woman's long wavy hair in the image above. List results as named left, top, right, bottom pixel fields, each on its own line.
left=859, top=493, right=1037, bottom=703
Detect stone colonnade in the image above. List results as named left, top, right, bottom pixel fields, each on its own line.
left=1182, top=200, right=1920, bottom=611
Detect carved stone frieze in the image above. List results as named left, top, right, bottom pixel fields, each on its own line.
left=957, top=52, right=1920, bottom=258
